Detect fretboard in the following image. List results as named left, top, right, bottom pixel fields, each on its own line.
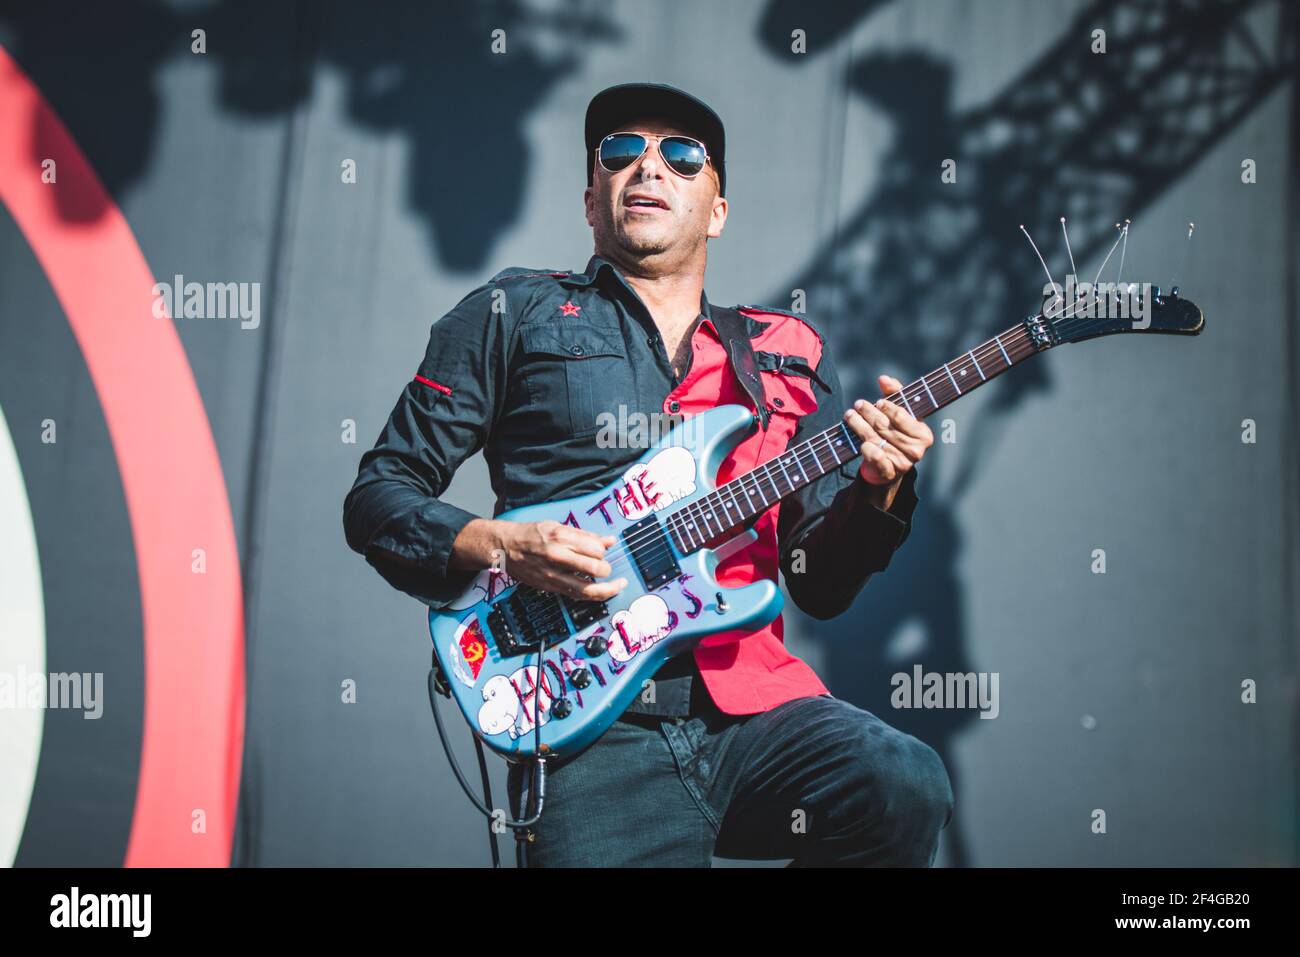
left=665, top=320, right=1044, bottom=553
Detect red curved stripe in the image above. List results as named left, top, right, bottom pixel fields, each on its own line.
left=0, top=47, right=245, bottom=866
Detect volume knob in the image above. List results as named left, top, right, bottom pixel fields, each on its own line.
left=584, top=633, right=609, bottom=656
left=570, top=667, right=593, bottom=689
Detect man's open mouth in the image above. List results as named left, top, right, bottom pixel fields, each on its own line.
left=624, top=193, right=670, bottom=210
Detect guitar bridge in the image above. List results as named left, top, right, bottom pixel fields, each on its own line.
left=486, top=585, right=610, bottom=658
left=487, top=586, right=570, bottom=657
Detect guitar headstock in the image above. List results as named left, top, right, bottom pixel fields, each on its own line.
left=1045, top=285, right=1204, bottom=345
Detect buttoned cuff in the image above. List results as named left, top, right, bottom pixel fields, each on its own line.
left=367, top=499, right=483, bottom=609
left=843, top=467, right=919, bottom=571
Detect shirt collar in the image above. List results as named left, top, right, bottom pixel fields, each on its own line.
left=569, top=253, right=716, bottom=332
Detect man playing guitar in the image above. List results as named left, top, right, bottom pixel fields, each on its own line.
left=344, top=82, right=953, bottom=866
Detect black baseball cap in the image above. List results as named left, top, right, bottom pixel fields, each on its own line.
left=585, top=82, right=726, bottom=196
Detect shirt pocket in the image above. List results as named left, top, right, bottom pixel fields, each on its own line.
left=518, top=323, right=629, bottom=438
left=754, top=367, right=822, bottom=464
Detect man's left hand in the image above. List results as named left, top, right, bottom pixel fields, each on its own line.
left=844, top=374, right=934, bottom=510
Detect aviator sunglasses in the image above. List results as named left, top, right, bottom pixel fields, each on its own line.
left=596, top=131, right=711, bottom=180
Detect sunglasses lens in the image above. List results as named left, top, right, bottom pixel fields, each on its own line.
left=599, top=134, right=647, bottom=172
left=660, top=137, right=706, bottom=177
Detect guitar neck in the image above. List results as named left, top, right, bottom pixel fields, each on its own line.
left=665, top=319, right=1048, bottom=554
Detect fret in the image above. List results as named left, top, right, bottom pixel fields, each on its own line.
left=995, top=333, right=1012, bottom=366
left=835, top=422, right=856, bottom=462
left=698, top=503, right=717, bottom=539
left=680, top=506, right=700, bottom=549
left=969, top=349, right=986, bottom=380
left=774, top=456, right=794, bottom=491
left=821, top=436, right=844, bottom=471
left=708, top=502, right=726, bottom=537
left=842, top=421, right=857, bottom=459
left=736, top=479, right=755, bottom=512
left=790, top=450, right=810, bottom=484
left=682, top=517, right=699, bottom=554
left=896, top=388, right=914, bottom=417
left=707, top=501, right=725, bottom=536
left=769, top=466, right=787, bottom=500
left=676, top=512, right=696, bottom=548
left=920, top=375, right=937, bottom=409
left=943, top=361, right=961, bottom=395
left=734, top=483, right=751, bottom=516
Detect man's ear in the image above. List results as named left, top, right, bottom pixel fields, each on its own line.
left=707, top=195, right=728, bottom=239
left=584, top=186, right=595, bottom=227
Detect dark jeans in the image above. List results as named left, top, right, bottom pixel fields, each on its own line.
left=506, top=688, right=954, bottom=867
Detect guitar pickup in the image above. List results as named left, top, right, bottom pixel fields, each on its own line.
left=563, top=597, right=608, bottom=630
left=622, top=515, right=681, bottom=590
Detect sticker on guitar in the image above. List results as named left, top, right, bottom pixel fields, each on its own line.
left=478, top=665, right=553, bottom=740
left=608, top=594, right=679, bottom=663
left=447, top=565, right=516, bottom=611
left=613, top=446, right=696, bottom=521
left=448, top=616, right=489, bottom=687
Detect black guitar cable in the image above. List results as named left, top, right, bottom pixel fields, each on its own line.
left=427, top=644, right=547, bottom=868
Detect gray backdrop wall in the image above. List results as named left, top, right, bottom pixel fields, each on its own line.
left=0, top=0, right=1295, bottom=867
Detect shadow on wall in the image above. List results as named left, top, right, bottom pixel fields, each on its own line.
left=0, top=0, right=620, bottom=272
left=758, top=0, right=1295, bottom=866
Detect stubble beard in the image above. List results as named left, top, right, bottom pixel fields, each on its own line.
left=600, top=204, right=703, bottom=273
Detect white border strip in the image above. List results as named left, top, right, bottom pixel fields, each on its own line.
left=0, top=402, right=46, bottom=866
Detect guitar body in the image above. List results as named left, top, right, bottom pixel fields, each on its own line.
left=427, top=404, right=782, bottom=760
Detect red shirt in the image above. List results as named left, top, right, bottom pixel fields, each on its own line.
left=666, top=307, right=895, bottom=715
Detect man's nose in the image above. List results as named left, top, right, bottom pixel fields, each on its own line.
left=635, top=145, right=666, bottom=180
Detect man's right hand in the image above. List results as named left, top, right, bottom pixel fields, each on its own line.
left=450, top=518, right=628, bottom=602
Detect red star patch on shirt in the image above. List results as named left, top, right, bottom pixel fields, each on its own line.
left=560, top=300, right=581, bottom=317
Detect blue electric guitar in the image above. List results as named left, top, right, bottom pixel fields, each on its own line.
left=429, top=288, right=1203, bottom=759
